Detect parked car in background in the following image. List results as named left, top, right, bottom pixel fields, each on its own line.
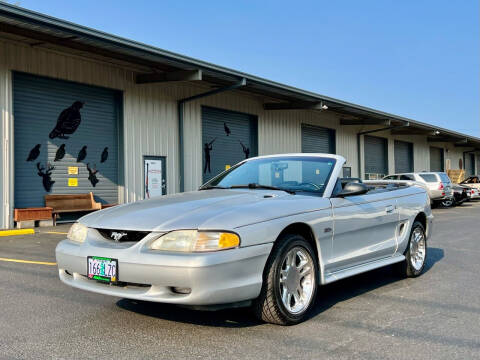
left=465, top=186, right=480, bottom=200
left=383, top=172, right=453, bottom=206
left=56, top=154, right=433, bottom=325
left=450, top=185, right=468, bottom=206
left=459, top=176, right=480, bottom=194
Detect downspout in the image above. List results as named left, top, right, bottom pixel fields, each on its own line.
left=356, top=122, right=410, bottom=179
left=177, top=78, right=246, bottom=192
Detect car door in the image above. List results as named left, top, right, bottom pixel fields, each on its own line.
left=328, top=192, right=399, bottom=272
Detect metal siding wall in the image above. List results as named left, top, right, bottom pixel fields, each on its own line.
left=0, top=57, right=13, bottom=229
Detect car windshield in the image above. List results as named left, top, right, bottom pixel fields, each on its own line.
left=462, top=176, right=479, bottom=184
left=202, top=156, right=337, bottom=195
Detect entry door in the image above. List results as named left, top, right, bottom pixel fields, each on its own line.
left=202, top=106, right=258, bottom=183
left=429, top=147, right=444, bottom=172
left=466, top=153, right=475, bottom=176
left=144, top=156, right=166, bottom=199
left=329, top=194, right=398, bottom=272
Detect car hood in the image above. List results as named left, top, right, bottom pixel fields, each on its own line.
left=80, top=189, right=330, bottom=231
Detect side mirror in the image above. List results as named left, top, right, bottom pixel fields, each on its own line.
left=336, top=182, right=368, bottom=197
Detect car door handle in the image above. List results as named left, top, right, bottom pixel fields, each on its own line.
left=385, top=205, right=395, bottom=213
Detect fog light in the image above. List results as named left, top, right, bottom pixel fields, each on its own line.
left=171, top=287, right=191, bottom=294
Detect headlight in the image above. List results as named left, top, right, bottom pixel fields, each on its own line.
left=150, top=230, right=240, bottom=252
left=67, top=222, right=88, bottom=243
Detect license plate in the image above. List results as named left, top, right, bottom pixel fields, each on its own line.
left=87, top=256, right=118, bottom=283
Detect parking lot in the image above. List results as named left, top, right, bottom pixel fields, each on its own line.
left=0, top=203, right=479, bottom=360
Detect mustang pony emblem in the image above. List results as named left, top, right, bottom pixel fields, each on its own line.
left=110, top=231, right=127, bottom=242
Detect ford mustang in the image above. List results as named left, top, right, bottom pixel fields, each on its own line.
left=56, top=154, right=433, bottom=325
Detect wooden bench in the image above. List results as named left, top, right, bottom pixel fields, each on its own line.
left=45, top=192, right=102, bottom=225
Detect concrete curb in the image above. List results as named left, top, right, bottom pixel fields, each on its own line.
left=0, top=229, right=35, bottom=237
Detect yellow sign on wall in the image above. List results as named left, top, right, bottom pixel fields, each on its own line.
left=225, top=165, right=231, bottom=170
left=68, top=167, right=78, bottom=175
left=68, top=178, right=78, bottom=187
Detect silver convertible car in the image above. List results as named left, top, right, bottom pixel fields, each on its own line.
left=56, top=154, right=433, bottom=325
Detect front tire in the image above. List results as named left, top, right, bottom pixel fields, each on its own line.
left=397, top=221, right=427, bottom=277
left=253, top=234, right=318, bottom=325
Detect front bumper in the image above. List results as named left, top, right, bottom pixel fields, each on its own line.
left=56, top=234, right=272, bottom=306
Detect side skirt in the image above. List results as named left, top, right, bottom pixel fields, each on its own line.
left=323, top=255, right=405, bottom=284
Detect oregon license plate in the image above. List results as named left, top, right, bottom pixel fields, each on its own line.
left=87, top=256, right=118, bottom=283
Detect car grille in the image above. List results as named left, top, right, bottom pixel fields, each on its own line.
left=96, top=229, right=150, bottom=243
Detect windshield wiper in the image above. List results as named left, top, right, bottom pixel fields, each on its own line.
left=198, top=185, right=229, bottom=191
left=230, top=183, right=295, bottom=194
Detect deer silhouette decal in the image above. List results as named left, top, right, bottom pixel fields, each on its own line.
left=37, top=162, right=55, bottom=192
left=86, top=163, right=99, bottom=187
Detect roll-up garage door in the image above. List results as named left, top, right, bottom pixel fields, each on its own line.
left=13, top=72, right=121, bottom=209
left=202, top=106, right=258, bottom=183
left=466, top=153, right=475, bottom=176
left=429, top=147, right=444, bottom=172
left=301, top=124, right=335, bottom=154
left=364, top=135, right=388, bottom=179
left=394, top=140, right=413, bottom=173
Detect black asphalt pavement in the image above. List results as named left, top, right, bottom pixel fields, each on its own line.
left=0, top=204, right=479, bottom=360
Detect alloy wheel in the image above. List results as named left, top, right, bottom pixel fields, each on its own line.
left=278, top=246, right=315, bottom=314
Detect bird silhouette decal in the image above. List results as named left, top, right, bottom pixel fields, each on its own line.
left=54, top=144, right=66, bottom=162
left=224, top=122, right=231, bottom=136
left=239, top=140, right=250, bottom=159
left=36, top=162, right=55, bottom=192
left=49, top=101, right=85, bottom=139
left=100, top=147, right=109, bottom=163
left=86, top=163, right=99, bottom=187
left=26, top=144, right=41, bottom=161
left=76, top=145, right=87, bottom=163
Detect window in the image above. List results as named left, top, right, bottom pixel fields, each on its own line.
left=419, top=174, right=438, bottom=182
left=400, top=174, right=415, bottom=180
left=438, top=173, right=451, bottom=184
left=383, top=175, right=399, bottom=180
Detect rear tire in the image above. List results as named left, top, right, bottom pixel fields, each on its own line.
left=440, top=198, right=454, bottom=208
left=396, top=221, right=427, bottom=277
left=253, top=234, right=318, bottom=325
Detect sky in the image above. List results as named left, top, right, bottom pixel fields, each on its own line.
left=6, top=0, right=479, bottom=136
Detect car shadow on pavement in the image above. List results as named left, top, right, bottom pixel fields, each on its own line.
left=306, top=246, right=444, bottom=321
left=116, top=298, right=262, bottom=327
left=117, top=247, right=444, bottom=327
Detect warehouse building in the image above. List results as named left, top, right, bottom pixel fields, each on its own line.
left=1, top=3, right=479, bottom=229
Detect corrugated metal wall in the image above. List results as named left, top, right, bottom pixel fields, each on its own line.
left=0, top=37, right=451, bottom=228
